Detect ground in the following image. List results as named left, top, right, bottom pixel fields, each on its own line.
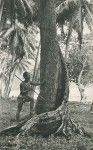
left=0, top=98, right=93, bottom=150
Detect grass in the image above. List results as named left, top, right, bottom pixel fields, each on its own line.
left=0, top=98, right=93, bottom=150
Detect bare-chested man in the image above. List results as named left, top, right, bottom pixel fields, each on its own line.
left=16, top=71, right=42, bottom=121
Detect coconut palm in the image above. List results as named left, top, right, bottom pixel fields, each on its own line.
left=56, top=0, right=93, bottom=101
left=0, top=23, right=38, bottom=60
left=56, top=0, right=93, bottom=50
left=1, top=0, right=92, bottom=53
left=0, top=51, right=34, bottom=98
left=0, top=22, right=39, bottom=98
left=0, top=0, right=35, bottom=29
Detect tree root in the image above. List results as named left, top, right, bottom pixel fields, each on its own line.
left=17, top=102, right=91, bottom=139
left=0, top=102, right=92, bottom=139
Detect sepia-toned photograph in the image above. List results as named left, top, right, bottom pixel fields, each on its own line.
left=0, top=0, right=93, bottom=149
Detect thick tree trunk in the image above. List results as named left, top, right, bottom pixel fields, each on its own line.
left=35, top=0, right=69, bottom=114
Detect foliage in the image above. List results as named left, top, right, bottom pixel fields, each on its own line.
left=66, top=33, right=93, bottom=85
left=56, top=0, right=93, bottom=49
left=0, top=23, right=39, bottom=60
left=0, top=0, right=35, bottom=28
left=0, top=22, right=40, bottom=98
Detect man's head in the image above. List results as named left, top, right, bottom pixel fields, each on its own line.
left=23, top=71, right=30, bottom=81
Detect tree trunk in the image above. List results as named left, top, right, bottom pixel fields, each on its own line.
left=5, top=68, right=16, bottom=98
left=35, top=0, right=69, bottom=114
left=0, top=78, right=3, bottom=98
left=4, top=57, right=20, bottom=99
left=77, top=70, right=84, bottom=101
left=4, top=56, right=14, bottom=99
left=77, top=59, right=86, bottom=101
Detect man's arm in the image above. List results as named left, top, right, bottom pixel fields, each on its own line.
left=30, top=80, right=45, bottom=86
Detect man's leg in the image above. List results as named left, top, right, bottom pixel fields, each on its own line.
left=16, top=96, right=23, bottom=121
left=26, top=96, right=34, bottom=116
left=30, top=98, right=34, bottom=115
left=90, top=101, right=93, bottom=112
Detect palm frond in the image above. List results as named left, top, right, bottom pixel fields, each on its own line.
left=56, top=0, right=93, bottom=49
left=65, top=21, right=73, bottom=50
left=84, top=1, right=93, bottom=30
left=0, top=0, right=34, bottom=28
left=26, top=38, right=36, bottom=51
left=1, top=26, right=15, bottom=39
left=0, top=23, right=39, bottom=61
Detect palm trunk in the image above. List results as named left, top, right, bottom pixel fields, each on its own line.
left=4, top=68, right=16, bottom=99
left=4, top=55, right=14, bottom=98
left=35, top=0, right=69, bottom=114
left=6, top=68, right=16, bottom=98
left=0, top=77, right=4, bottom=98
left=4, top=56, right=20, bottom=99
left=0, top=80, right=2, bottom=98
left=77, top=59, right=86, bottom=101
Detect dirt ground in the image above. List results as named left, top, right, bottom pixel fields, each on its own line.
left=0, top=98, right=93, bottom=150
left=0, top=98, right=30, bottom=132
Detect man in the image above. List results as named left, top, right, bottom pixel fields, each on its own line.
left=16, top=71, right=43, bottom=121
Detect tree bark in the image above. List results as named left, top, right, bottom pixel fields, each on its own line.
left=35, top=0, right=69, bottom=114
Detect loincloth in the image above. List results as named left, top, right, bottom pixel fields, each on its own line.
left=17, top=94, right=34, bottom=103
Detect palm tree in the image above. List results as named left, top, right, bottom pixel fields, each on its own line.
left=56, top=0, right=93, bottom=51
left=0, top=52, right=34, bottom=98
left=56, top=0, right=93, bottom=101
left=0, top=23, right=39, bottom=98
left=0, top=0, right=34, bottom=29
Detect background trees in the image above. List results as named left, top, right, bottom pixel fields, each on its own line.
left=67, top=33, right=93, bottom=101
left=56, top=0, right=93, bottom=51
left=0, top=24, right=40, bottom=98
